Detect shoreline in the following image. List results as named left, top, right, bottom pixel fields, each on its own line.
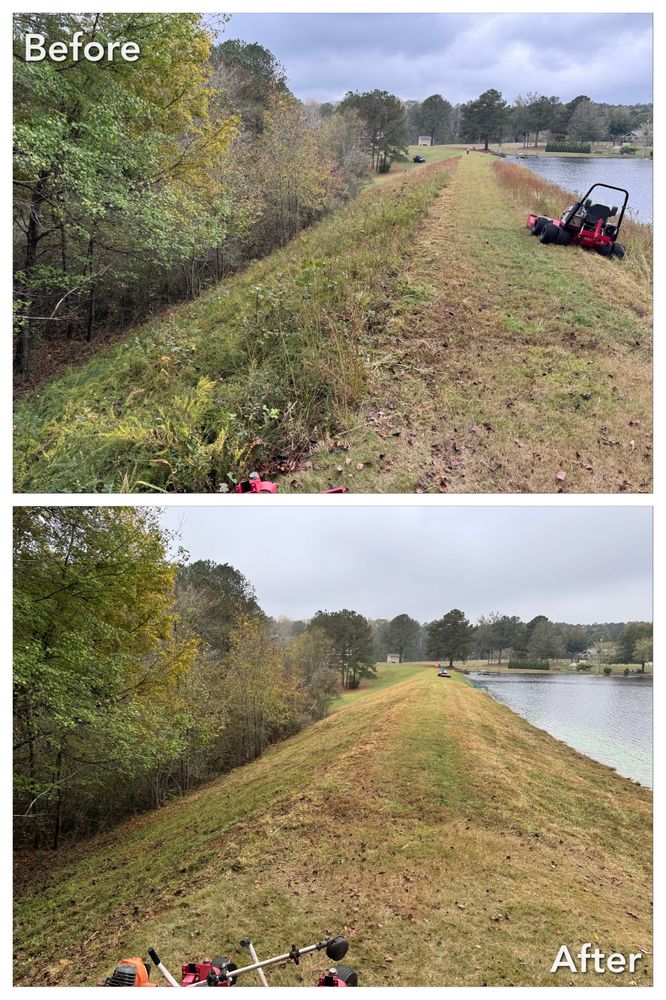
left=467, top=673, right=652, bottom=789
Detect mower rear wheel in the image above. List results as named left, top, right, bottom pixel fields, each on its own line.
left=540, top=223, right=559, bottom=244
left=596, top=243, right=613, bottom=257
left=333, top=966, right=358, bottom=986
left=555, top=227, right=573, bottom=245
left=531, top=216, right=548, bottom=235
left=611, top=242, right=626, bottom=259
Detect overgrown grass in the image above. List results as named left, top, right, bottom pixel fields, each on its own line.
left=14, top=163, right=453, bottom=493
left=14, top=670, right=651, bottom=986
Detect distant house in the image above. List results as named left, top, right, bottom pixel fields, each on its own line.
left=417, top=135, right=432, bottom=146
left=386, top=653, right=400, bottom=664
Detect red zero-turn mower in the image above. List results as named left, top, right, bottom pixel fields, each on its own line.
left=105, top=934, right=358, bottom=987
left=232, top=472, right=347, bottom=494
left=528, top=183, right=628, bottom=258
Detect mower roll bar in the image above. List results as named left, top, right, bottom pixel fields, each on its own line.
left=564, top=183, right=629, bottom=234
left=148, top=936, right=348, bottom=987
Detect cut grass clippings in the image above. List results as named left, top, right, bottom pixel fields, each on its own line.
left=13, top=667, right=651, bottom=986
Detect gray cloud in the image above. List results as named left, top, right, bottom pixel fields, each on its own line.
left=158, top=506, right=652, bottom=624
left=219, top=13, right=652, bottom=105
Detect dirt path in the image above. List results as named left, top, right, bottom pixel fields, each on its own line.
left=299, top=154, right=651, bottom=493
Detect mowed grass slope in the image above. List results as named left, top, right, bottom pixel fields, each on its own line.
left=14, top=669, right=651, bottom=986
left=13, top=160, right=455, bottom=493
left=295, top=154, right=652, bottom=493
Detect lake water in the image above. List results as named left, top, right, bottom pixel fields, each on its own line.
left=505, top=155, right=653, bottom=223
left=469, top=672, right=652, bottom=787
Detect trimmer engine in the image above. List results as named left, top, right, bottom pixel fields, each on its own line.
left=105, top=958, right=154, bottom=987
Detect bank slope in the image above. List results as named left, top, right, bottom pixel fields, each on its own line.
left=14, top=671, right=651, bottom=986
left=13, top=160, right=456, bottom=493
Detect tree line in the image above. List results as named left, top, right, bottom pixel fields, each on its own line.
left=13, top=509, right=375, bottom=850
left=13, top=15, right=370, bottom=377
left=369, top=609, right=652, bottom=670
left=319, top=89, right=651, bottom=152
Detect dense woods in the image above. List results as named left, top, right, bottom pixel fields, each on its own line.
left=13, top=11, right=652, bottom=380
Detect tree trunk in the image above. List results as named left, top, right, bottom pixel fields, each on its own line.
left=52, top=748, right=63, bottom=851
left=85, top=235, right=96, bottom=342
left=16, top=170, right=50, bottom=373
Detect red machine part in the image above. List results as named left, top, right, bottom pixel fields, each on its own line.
left=180, top=959, right=233, bottom=986
left=526, top=213, right=613, bottom=251
left=233, top=473, right=347, bottom=494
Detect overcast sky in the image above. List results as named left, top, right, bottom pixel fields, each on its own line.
left=219, top=13, right=652, bottom=105
left=158, top=506, right=652, bottom=624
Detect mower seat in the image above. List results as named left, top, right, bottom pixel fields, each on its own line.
left=583, top=204, right=613, bottom=226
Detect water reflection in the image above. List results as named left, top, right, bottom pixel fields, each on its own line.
left=469, top=672, right=652, bottom=787
left=505, top=155, right=653, bottom=223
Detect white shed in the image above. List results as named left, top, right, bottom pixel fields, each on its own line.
left=417, top=135, right=432, bottom=146
left=386, top=653, right=400, bottom=664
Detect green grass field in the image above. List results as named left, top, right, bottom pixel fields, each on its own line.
left=14, top=664, right=651, bottom=986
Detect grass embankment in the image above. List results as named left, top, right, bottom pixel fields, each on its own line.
left=13, top=160, right=455, bottom=492
left=297, top=153, right=651, bottom=493
left=14, top=667, right=651, bottom=986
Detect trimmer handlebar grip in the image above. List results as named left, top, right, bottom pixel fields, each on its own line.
left=148, top=947, right=160, bottom=966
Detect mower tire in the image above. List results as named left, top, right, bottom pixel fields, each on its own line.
left=555, top=227, right=573, bottom=245
left=531, top=216, right=549, bottom=236
left=611, top=242, right=626, bottom=260
left=540, top=223, right=559, bottom=244
left=333, top=966, right=358, bottom=986
left=596, top=243, right=613, bottom=257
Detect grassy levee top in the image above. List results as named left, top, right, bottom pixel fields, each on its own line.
left=14, top=666, right=651, bottom=986
left=14, top=151, right=651, bottom=494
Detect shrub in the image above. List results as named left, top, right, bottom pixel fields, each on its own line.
left=603, top=666, right=613, bottom=675
left=576, top=663, right=592, bottom=671
left=620, top=145, right=639, bottom=155
left=545, top=141, right=591, bottom=154
left=623, top=668, right=630, bottom=676
left=508, top=659, right=549, bottom=670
